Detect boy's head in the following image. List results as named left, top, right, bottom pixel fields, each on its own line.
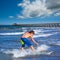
left=29, top=30, right=35, bottom=35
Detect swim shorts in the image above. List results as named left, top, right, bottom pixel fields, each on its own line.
left=20, top=38, right=32, bottom=47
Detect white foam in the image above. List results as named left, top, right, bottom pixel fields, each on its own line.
left=33, top=33, right=56, bottom=38
left=0, top=29, right=57, bottom=36
left=0, top=29, right=42, bottom=35
left=53, top=41, right=60, bottom=46
left=34, top=29, right=53, bottom=34
left=34, top=29, right=42, bottom=34
left=4, top=49, right=27, bottom=57
left=1, top=44, right=52, bottom=58
left=0, top=32, right=24, bottom=35
left=49, top=41, right=60, bottom=46
left=36, top=44, right=49, bottom=51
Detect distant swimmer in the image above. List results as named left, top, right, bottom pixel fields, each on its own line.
left=20, top=30, right=39, bottom=51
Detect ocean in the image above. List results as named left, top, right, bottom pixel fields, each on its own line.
left=0, top=26, right=60, bottom=60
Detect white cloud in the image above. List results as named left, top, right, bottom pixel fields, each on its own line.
left=17, top=15, right=24, bottom=19
left=17, top=0, right=60, bottom=18
left=9, top=16, right=14, bottom=18
left=54, top=12, right=60, bottom=16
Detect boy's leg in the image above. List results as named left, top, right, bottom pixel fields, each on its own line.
left=20, top=39, right=25, bottom=51
left=30, top=46, right=35, bottom=51
left=24, top=39, right=35, bottom=51
left=21, top=47, right=25, bottom=51
left=21, top=44, right=25, bottom=51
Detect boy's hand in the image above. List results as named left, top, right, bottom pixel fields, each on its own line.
left=36, top=42, right=39, bottom=46
left=31, top=38, right=39, bottom=46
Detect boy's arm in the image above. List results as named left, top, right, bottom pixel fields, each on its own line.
left=31, top=37, right=39, bottom=45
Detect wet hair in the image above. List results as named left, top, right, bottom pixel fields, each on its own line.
left=29, top=30, right=35, bottom=34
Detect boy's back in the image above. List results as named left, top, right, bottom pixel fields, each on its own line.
left=22, top=32, right=31, bottom=38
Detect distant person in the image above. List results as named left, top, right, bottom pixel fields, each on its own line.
left=20, top=30, right=39, bottom=51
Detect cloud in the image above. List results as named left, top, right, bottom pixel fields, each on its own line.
left=17, top=0, right=60, bottom=18
left=9, top=16, right=14, bottom=18
left=17, top=15, right=24, bottom=19
left=54, top=12, right=60, bottom=16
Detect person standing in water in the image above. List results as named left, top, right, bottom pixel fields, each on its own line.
left=20, top=30, right=39, bottom=51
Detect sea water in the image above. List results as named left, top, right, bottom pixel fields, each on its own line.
left=0, top=26, right=60, bottom=60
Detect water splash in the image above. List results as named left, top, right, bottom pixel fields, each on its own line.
left=0, top=44, right=52, bottom=58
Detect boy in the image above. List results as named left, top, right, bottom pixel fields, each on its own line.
left=20, top=30, right=38, bottom=51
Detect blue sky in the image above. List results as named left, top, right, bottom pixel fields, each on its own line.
left=0, top=0, right=60, bottom=25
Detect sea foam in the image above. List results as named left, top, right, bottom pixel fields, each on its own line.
left=1, top=44, right=52, bottom=58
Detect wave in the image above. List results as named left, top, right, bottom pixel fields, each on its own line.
left=50, top=41, right=60, bottom=46
left=0, top=44, right=52, bottom=58
left=0, top=29, right=43, bottom=35
left=55, top=42, right=60, bottom=46
left=0, top=32, right=24, bottom=35
left=34, top=29, right=43, bottom=34
left=0, top=32, right=57, bottom=39
left=34, top=29, right=52, bottom=34
left=33, top=32, right=57, bottom=38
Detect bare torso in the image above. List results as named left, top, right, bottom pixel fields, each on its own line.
left=22, top=32, right=31, bottom=38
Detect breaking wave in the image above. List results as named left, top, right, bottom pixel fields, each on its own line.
left=34, top=32, right=57, bottom=38
left=0, top=32, right=24, bottom=35
left=0, top=44, right=52, bottom=58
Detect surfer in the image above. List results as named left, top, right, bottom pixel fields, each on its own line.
left=20, top=30, right=39, bottom=51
